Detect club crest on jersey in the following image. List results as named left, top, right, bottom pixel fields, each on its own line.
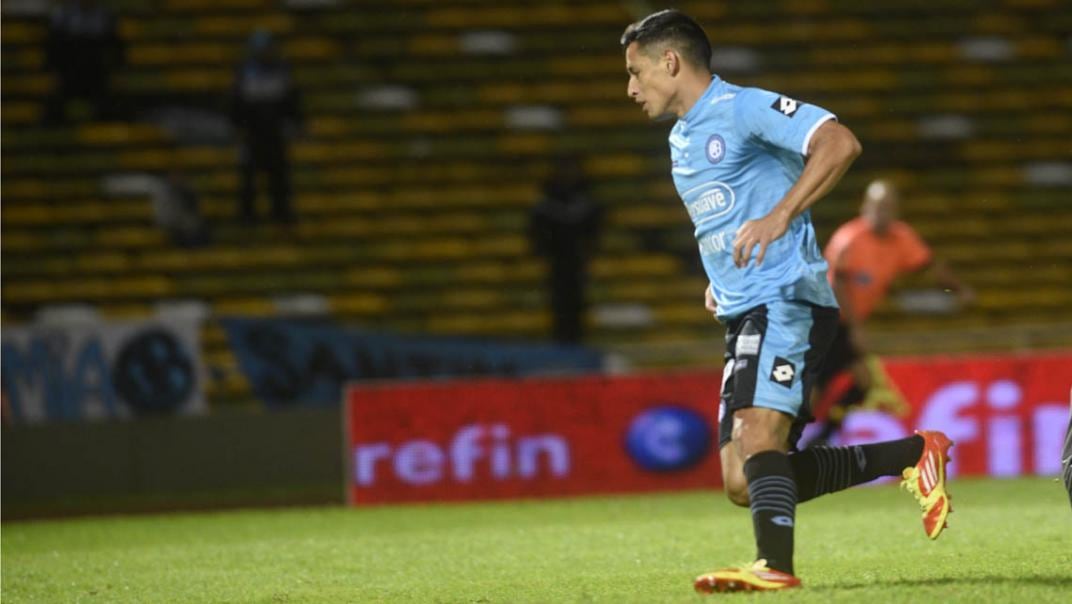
left=771, top=96, right=800, bottom=117
left=705, top=134, right=726, bottom=164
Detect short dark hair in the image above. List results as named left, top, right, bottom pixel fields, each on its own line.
left=620, top=9, right=711, bottom=69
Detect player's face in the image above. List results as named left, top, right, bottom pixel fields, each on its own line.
left=625, top=42, right=675, bottom=119
left=863, top=196, right=899, bottom=234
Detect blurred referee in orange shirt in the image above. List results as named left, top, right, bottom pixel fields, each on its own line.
left=806, top=179, right=974, bottom=446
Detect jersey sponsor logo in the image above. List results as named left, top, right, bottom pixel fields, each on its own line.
left=698, top=230, right=731, bottom=255
left=770, top=357, right=796, bottom=387
left=705, top=134, right=726, bottom=164
left=685, top=182, right=736, bottom=223
left=771, top=96, right=800, bottom=117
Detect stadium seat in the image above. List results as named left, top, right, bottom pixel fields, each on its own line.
left=2, top=0, right=1070, bottom=406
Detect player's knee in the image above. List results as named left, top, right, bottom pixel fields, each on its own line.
left=732, top=411, right=791, bottom=458
left=735, top=431, right=784, bottom=460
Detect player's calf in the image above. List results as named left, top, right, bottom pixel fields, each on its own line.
left=720, top=444, right=751, bottom=507
left=788, top=435, right=924, bottom=502
left=724, top=481, right=750, bottom=507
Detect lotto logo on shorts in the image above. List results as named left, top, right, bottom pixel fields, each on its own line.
left=770, top=357, right=796, bottom=387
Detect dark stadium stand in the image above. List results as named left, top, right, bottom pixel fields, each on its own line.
left=3, top=0, right=1071, bottom=403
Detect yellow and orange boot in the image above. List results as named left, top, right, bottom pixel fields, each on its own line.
left=901, top=430, right=954, bottom=539
left=693, top=559, right=801, bottom=594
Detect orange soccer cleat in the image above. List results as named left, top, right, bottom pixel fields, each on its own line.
left=693, top=559, right=801, bottom=594
left=901, top=430, right=954, bottom=540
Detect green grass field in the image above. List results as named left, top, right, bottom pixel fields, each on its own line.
left=3, top=477, right=1071, bottom=603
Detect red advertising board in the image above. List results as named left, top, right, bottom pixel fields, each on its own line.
left=836, top=352, right=1071, bottom=479
left=344, top=352, right=1071, bottom=505
left=345, top=373, right=723, bottom=505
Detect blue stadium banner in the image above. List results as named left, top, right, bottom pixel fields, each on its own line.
left=1, top=319, right=207, bottom=423
left=221, top=318, right=604, bottom=407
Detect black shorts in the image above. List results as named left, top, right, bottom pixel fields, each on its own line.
left=814, top=320, right=862, bottom=389
left=718, top=301, right=839, bottom=451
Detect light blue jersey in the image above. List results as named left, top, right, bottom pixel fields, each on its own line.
left=670, top=76, right=839, bottom=320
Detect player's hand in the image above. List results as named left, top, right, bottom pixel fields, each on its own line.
left=704, top=286, right=717, bottom=315
left=733, top=211, right=790, bottom=268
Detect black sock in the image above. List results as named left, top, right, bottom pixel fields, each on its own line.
left=789, top=435, right=924, bottom=503
left=743, top=450, right=797, bottom=575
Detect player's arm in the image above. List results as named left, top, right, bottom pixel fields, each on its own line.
left=733, top=121, right=861, bottom=267
left=899, top=224, right=976, bottom=305
left=921, top=258, right=975, bottom=305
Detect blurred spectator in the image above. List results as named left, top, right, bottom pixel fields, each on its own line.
left=229, top=30, right=302, bottom=225
left=806, top=179, right=974, bottom=446
left=43, top=0, right=125, bottom=123
left=529, top=156, right=602, bottom=345
left=154, top=169, right=210, bottom=248
left=105, top=167, right=210, bottom=248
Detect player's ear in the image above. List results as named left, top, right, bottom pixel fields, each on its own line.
left=664, top=49, right=679, bottom=75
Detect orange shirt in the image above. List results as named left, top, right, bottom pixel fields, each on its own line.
left=824, top=217, right=932, bottom=321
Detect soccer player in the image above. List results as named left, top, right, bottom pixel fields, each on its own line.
left=1064, top=392, right=1072, bottom=509
left=620, top=10, right=954, bottom=593
left=808, top=179, right=975, bottom=446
